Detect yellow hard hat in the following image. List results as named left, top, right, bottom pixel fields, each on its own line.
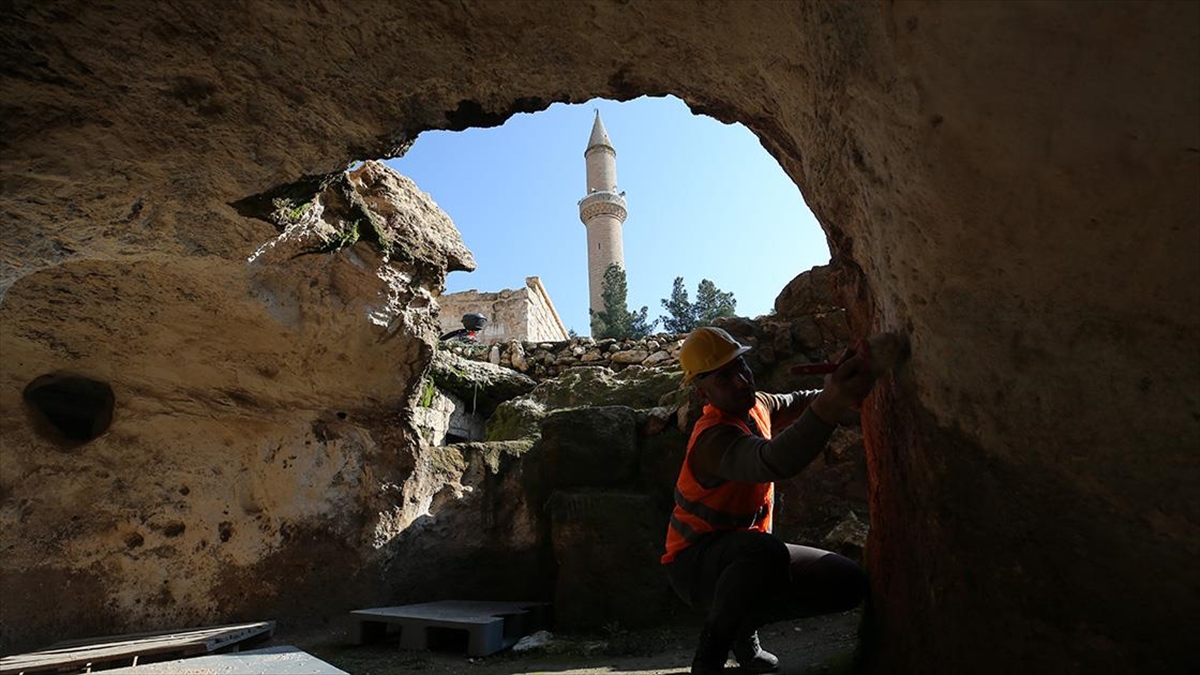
left=680, top=326, right=752, bottom=383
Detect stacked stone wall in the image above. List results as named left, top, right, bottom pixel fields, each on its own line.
left=441, top=308, right=853, bottom=384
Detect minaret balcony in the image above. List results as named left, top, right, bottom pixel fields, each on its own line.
left=578, top=190, right=628, bottom=223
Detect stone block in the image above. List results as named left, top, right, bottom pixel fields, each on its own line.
left=637, top=426, right=688, bottom=512
left=539, top=406, right=638, bottom=489
left=548, top=490, right=674, bottom=630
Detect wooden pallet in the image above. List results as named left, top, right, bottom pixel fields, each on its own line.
left=0, top=621, right=274, bottom=674
left=352, top=600, right=551, bottom=657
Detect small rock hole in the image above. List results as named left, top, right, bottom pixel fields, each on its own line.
left=23, top=373, right=115, bottom=442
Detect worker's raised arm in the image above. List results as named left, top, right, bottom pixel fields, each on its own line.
left=690, top=405, right=839, bottom=484
left=759, top=390, right=819, bottom=430
left=690, top=349, right=882, bottom=484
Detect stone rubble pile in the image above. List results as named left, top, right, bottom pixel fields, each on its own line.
left=441, top=334, right=689, bottom=380
left=438, top=306, right=853, bottom=385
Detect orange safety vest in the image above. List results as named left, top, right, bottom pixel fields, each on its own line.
left=661, top=400, right=774, bottom=564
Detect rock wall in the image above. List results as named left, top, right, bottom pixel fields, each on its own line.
left=407, top=282, right=870, bottom=634
left=0, top=161, right=473, bottom=649
left=1, top=2, right=1196, bottom=672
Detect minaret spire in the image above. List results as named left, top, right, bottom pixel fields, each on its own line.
left=587, top=109, right=613, bottom=154
left=578, top=110, right=628, bottom=333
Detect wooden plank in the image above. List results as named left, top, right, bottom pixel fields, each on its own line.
left=48, top=623, right=269, bottom=650
left=0, top=622, right=274, bottom=675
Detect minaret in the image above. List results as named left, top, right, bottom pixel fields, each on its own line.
left=577, top=110, right=628, bottom=326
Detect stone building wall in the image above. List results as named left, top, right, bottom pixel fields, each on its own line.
left=437, top=276, right=569, bottom=344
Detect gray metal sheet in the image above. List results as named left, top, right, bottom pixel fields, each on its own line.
left=103, top=645, right=348, bottom=675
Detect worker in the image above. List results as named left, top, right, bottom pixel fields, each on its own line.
left=663, top=326, right=879, bottom=674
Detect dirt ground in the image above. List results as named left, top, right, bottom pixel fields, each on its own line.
left=284, top=609, right=862, bottom=675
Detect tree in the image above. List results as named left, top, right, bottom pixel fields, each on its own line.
left=658, top=277, right=737, bottom=333
left=592, top=263, right=657, bottom=339
left=694, top=278, right=737, bottom=325
left=660, top=276, right=697, bottom=333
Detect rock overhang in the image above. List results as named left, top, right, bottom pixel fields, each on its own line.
left=0, top=2, right=1196, bottom=672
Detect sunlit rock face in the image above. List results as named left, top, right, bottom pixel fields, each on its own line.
left=0, top=158, right=470, bottom=647
left=1, top=2, right=1196, bottom=672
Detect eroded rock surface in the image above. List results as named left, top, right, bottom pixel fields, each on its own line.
left=0, top=161, right=467, bottom=649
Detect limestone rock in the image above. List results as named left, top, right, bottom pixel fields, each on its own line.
left=510, top=342, right=528, bottom=371
left=429, top=350, right=536, bottom=417
left=379, top=439, right=552, bottom=604
left=523, top=366, right=683, bottom=411
left=637, top=425, right=689, bottom=512
left=640, top=405, right=677, bottom=438
left=539, top=407, right=638, bottom=490
left=1, top=3, right=1197, bottom=671
left=22, top=373, right=115, bottom=443
left=642, top=350, right=671, bottom=366
left=548, top=490, right=675, bottom=630
left=610, top=349, right=649, bottom=364
left=411, top=385, right=485, bottom=446
left=1, top=191, right=453, bottom=650
left=486, top=398, right=547, bottom=442
left=774, top=265, right=838, bottom=317
left=245, top=161, right=474, bottom=279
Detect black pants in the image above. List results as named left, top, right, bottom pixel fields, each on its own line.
left=665, top=529, right=867, bottom=636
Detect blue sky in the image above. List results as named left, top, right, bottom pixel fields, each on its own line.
left=385, top=95, right=829, bottom=336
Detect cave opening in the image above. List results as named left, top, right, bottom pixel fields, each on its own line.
left=1, top=3, right=1194, bottom=671
left=379, top=93, right=877, bottom=659
left=382, top=95, right=831, bottom=339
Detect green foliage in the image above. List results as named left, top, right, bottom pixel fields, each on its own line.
left=659, top=276, right=697, bottom=333
left=658, top=277, right=737, bottom=332
left=345, top=188, right=394, bottom=256
left=281, top=177, right=396, bottom=258
left=314, top=219, right=361, bottom=254
left=592, top=263, right=657, bottom=339
left=271, top=197, right=311, bottom=225
left=418, top=377, right=437, bottom=408
left=695, top=278, right=737, bottom=324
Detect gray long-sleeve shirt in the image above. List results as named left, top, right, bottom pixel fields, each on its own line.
left=691, top=390, right=838, bottom=487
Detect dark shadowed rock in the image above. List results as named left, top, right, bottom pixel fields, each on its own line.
left=548, top=489, right=676, bottom=631
left=637, top=425, right=688, bottom=513
left=821, top=510, right=869, bottom=565
left=22, top=373, right=114, bottom=442
left=539, top=407, right=638, bottom=490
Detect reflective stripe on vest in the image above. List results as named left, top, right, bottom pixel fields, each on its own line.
left=661, top=400, right=774, bottom=563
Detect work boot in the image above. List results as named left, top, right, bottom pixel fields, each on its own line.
left=732, top=630, right=779, bottom=673
left=690, top=623, right=734, bottom=674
